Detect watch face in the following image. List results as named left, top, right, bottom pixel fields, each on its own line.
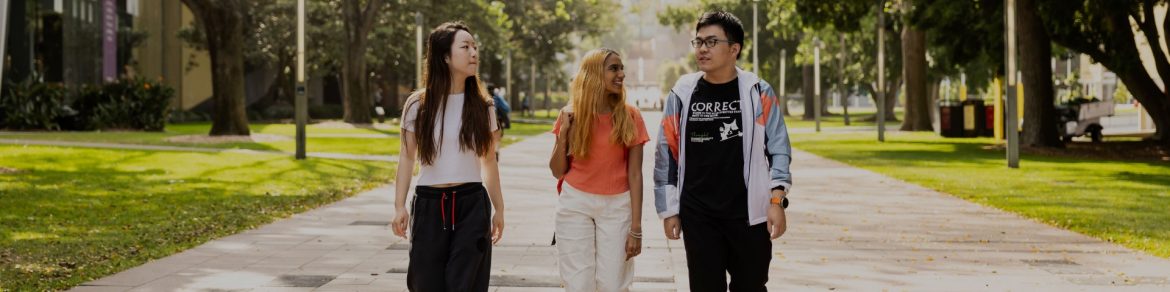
left=782, top=197, right=789, bottom=209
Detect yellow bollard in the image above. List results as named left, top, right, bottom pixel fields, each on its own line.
left=960, top=75, right=968, bottom=101
left=994, top=78, right=1004, bottom=142
left=1017, top=78, right=1025, bottom=130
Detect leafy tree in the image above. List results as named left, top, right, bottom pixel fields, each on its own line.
left=1038, top=0, right=1170, bottom=143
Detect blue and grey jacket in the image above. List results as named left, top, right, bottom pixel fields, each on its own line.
left=653, top=67, right=792, bottom=225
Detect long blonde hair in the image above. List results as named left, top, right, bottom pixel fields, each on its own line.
left=568, top=49, right=638, bottom=159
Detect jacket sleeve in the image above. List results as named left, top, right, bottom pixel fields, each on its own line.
left=494, top=96, right=511, bottom=114
left=654, top=90, right=682, bottom=219
left=759, top=81, right=793, bottom=192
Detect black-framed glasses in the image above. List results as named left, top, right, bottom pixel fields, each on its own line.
left=690, top=38, right=735, bottom=48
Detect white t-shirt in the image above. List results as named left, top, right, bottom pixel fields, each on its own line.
left=402, top=92, right=498, bottom=186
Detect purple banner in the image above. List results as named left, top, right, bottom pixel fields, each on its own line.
left=103, top=0, right=117, bottom=81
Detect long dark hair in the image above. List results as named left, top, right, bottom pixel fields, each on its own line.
left=414, top=21, right=494, bottom=165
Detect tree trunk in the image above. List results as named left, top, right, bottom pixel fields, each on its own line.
left=779, top=94, right=791, bottom=116
left=864, top=81, right=900, bottom=122
left=1116, top=67, right=1170, bottom=142
left=886, top=79, right=901, bottom=121
left=488, top=49, right=504, bottom=86
left=900, top=26, right=932, bottom=131
left=529, top=62, right=537, bottom=117
left=252, top=55, right=293, bottom=111
left=802, top=64, right=816, bottom=120
left=384, top=68, right=401, bottom=115
left=822, top=89, right=833, bottom=116
left=340, top=0, right=382, bottom=124
left=928, top=78, right=940, bottom=127
left=778, top=74, right=790, bottom=116
left=1149, top=98, right=1170, bottom=143
left=252, top=71, right=281, bottom=111
left=341, top=49, right=373, bottom=123
left=544, top=71, right=552, bottom=118
left=1018, top=0, right=1062, bottom=147
left=182, top=0, right=251, bottom=136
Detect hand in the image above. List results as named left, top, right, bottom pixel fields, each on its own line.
left=767, top=204, right=787, bottom=239
left=490, top=212, right=505, bottom=245
left=663, top=216, right=681, bottom=240
left=392, top=207, right=410, bottom=239
left=556, top=110, right=574, bottom=141
left=625, top=233, right=642, bottom=260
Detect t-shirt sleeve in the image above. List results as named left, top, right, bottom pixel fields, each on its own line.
left=631, top=106, right=650, bottom=146
left=401, top=93, right=422, bottom=132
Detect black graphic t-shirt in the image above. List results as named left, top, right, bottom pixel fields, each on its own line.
left=682, top=77, right=747, bottom=220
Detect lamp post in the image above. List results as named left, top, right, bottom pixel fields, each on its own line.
left=0, top=0, right=9, bottom=95
left=814, top=36, right=822, bottom=133
left=752, top=0, right=759, bottom=75
left=1005, top=0, right=1020, bottom=168
left=877, top=0, right=886, bottom=142
left=416, top=12, right=423, bottom=89
left=840, top=33, right=849, bottom=126
left=780, top=48, right=786, bottom=115
left=295, top=0, right=307, bottom=159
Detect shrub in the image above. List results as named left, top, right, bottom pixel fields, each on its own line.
left=308, top=104, right=344, bottom=120
left=72, top=78, right=175, bottom=131
left=0, top=79, right=68, bottom=130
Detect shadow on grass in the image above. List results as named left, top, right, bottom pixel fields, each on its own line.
left=0, top=150, right=394, bottom=291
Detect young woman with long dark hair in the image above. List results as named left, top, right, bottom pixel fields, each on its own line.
left=391, top=21, right=504, bottom=292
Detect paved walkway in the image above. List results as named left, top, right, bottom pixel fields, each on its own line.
left=71, top=113, right=1170, bottom=291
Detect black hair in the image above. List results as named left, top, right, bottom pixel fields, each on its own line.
left=696, top=10, right=745, bottom=60
left=415, top=21, right=494, bottom=165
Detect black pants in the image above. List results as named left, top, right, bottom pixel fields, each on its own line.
left=407, top=183, right=493, bottom=292
left=680, top=209, right=772, bottom=292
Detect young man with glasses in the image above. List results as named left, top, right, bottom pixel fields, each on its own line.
left=653, top=10, right=792, bottom=291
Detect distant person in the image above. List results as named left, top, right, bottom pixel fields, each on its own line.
left=489, top=85, right=512, bottom=129
left=522, top=93, right=532, bottom=116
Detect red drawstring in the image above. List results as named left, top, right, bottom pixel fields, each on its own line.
left=452, top=191, right=457, bottom=230
left=440, top=192, right=447, bottom=230
left=438, top=191, right=460, bottom=231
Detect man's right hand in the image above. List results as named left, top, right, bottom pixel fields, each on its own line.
left=663, top=216, right=681, bottom=240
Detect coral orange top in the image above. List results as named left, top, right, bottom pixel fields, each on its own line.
left=553, top=105, right=651, bottom=195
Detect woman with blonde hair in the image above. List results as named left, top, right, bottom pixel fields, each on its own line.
left=549, top=48, right=649, bottom=291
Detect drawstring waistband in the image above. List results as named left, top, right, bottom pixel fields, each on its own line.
left=417, top=183, right=481, bottom=232
left=438, top=191, right=458, bottom=231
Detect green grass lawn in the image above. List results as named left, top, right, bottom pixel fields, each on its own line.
left=0, top=145, right=398, bottom=290
left=1, top=121, right=552, bottom=156
left=511, top=108, right=561, bottom=121
left=784, top=108, right=905, bottom=129
left=0, top=120, right=553, bottom=290
left=790, top=131, right=1170, bottom=258
left=0, top=122, right=399, bottom=155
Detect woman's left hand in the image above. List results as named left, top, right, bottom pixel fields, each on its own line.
left=625, top=232, right=642, bottom=260
left=491, top=212, right=505, bottom=245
